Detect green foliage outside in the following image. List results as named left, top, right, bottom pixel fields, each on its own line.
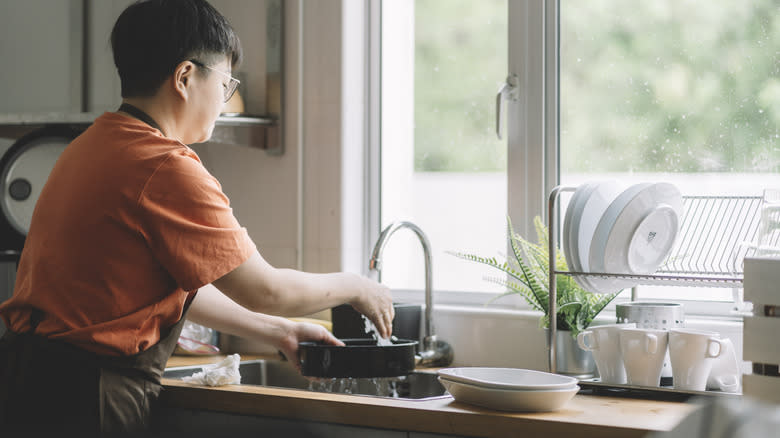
left=449, top=216, right=619, bottom=338
left=414, top=0, right=780, bottom=173
left=414, top=0, right=507, bottom=172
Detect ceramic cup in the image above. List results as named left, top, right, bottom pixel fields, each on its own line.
left=619, top=327, right=668, bottom=387
left=577, top=323, right=636, bottom=384
left=706, top=338, right=741, bottom=393
left=668, top=328, right=725, bottom=391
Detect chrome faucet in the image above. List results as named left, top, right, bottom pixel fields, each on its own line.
left=369, top=221, right=453, bottom=368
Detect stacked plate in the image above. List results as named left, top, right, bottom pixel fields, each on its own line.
left=437, top=367, right=579, bottom=412
left=563, top=181, right=683, bottom=294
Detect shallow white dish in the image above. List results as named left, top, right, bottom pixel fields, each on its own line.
left=439, top=378, right=580, bottom=412
left=436, top=367, right=578, bottom=391
left=572, top=180, right=625, bottom=292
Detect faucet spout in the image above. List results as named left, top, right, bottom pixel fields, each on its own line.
left=369, top=221, right=453, bottom=368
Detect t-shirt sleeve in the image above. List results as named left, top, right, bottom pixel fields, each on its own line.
left=137, top=151, right=256, bottom=291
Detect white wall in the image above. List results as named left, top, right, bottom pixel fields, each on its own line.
left=193, top=0, right=360, bottom=320
left=192, top=0, right=299, bottom=271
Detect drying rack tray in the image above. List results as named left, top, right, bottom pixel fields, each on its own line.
left=551, top=189, right=764, bottom=288
left=578, top=378, right=741, bottom=402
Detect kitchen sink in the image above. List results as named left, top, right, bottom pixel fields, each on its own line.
left=163, top=359, right=449, bottom=401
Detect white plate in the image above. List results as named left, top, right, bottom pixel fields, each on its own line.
left=588, top=182, right=682, bottom=294
left=587, top=183, right=652, bottom=294
left=605, top=182, right=682, bottom=275
left=436, top=367, right=578, bottom=391
left=439, top=378, right=580, bottom=412
left=571, top=180, right=625, bottom=291
left=563, top=182, right=598, bottom=274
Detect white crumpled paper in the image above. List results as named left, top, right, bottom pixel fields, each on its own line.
left=181, top=353, right=241, bottom=386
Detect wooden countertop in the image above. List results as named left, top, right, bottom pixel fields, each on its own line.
left=161, top=355, right=696, bottom=438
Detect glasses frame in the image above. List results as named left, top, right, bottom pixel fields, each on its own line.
left=189, top=59, right=241, bottom=103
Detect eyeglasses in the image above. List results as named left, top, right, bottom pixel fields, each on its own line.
left=189, top=59, right=240, bottom=103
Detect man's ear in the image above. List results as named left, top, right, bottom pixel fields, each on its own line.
left=172, top=61, right=196, bottom=100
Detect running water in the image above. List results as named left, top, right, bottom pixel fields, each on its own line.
left=306, top=375, right=405, bottom=398
left=361, top=314, right=393, bottom=346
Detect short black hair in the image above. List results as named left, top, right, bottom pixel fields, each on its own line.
left=111, top=0, right=242, bottom=98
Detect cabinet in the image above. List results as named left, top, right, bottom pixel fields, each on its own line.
left=0, top=0, right=83, bottom=114
left=157, top=407, right=474, bottom=437
left=158, top=408, right=407, bottom=438
left=0, top=0, right=282, bottom=153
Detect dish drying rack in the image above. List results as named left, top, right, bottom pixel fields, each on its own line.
left=546, top=185, right=763, bottom=393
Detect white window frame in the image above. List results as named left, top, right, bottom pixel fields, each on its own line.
left=367, top=0, right=740, bottom=318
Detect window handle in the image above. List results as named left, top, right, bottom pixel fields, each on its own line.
left=495, top=74, right=519, bottom=140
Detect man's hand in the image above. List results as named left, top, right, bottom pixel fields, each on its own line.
left=348, top=275, right=394, bottom=339
left=277, top=322, right=345, bottom=372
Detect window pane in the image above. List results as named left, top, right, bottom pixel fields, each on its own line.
left=560, top=0, right=779, bottom=302
left=380, top=0, right=507, bottom=293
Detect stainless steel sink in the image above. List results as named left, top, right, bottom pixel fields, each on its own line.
left=163, top=359, right=449, bottom=401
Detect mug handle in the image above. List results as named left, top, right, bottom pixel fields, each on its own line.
left=644, top=334, right=658, bottom=354
left=715, top=374, right=740, bottom=392
left=577, top=330, right=597, bottom=351
left=706, top=338, right=723, bottom=358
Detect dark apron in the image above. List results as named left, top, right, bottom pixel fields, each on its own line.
left=0, top=306, right=188, bottom=437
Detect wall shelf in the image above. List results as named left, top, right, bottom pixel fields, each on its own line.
left=0, top=113, right=281, bottom=153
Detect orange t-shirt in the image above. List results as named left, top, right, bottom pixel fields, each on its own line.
left=0, top=112, right=256, bottom=356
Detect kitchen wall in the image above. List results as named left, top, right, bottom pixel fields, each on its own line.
left=194, top=0, right=370, bottom=280
left=193, top=0, right=362, bottom=321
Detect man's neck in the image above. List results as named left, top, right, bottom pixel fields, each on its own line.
left=119, top=97, right=177, bottom=139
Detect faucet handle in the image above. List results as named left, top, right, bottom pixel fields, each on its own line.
left=415, top=335, right=454, bottom=368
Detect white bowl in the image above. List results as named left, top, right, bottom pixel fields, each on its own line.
left=571, top=180, right=625, bottom=291
left=436, top=367, right=579, bottom=391
left=588, top=182, right=683, bottom=294
left=439, top=378, right=579, bottom=412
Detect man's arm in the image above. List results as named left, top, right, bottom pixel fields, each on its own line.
left=210, top=251, right=395, bottom=338
left=186, top=283, right=344, bottom=368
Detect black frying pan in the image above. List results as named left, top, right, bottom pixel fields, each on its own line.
left=299, top=338, right=418, bottom=378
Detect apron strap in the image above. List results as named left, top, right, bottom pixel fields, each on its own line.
left=117, top=103, right=163, bottom=133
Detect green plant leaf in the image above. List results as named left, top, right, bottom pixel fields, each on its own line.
left=448, top=215, right=622, bottom=338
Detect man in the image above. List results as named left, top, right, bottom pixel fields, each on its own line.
left=0, top=0, right=393, bottom=435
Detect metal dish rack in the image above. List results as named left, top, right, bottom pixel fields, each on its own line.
left=546, top=185, right=763, bottom=397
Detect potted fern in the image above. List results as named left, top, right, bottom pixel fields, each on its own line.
left=449, top=216, right=620, bottom=375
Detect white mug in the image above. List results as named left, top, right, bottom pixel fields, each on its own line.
left=619, top=327, right=668, bottom=387
left=706, top=338, right=740, bottom=392
left=669, top=328, right=724, bottom=391
left=577, top=323, right=636, bottom=384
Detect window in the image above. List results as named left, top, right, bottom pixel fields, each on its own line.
left=376, top=0, right=779, bottom=311
left=379, top=0, right=508, bottom=297
left=559, top=0, right=779, bottom=305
